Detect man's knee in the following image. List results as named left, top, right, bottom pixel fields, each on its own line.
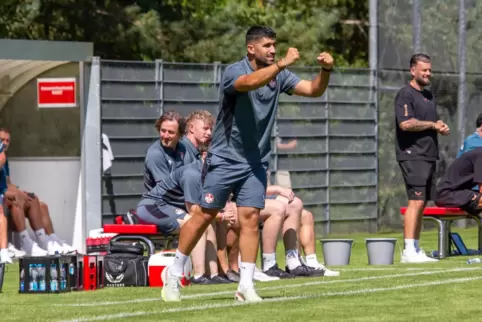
left=39, top=200, right=49, bottom=212
left=407, top=199, right=426, bottom=209
left=301, top=209, right=314, bottom=225
left=237, top=207, right=260, bottom=228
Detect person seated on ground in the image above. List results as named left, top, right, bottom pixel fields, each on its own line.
left=143, top=111, right=186, bottom=191
left=137, top=145, right=235, bottom=284
left=0, top=128, right=74, bottom=256
left=180, top=110, right=213, bottom=164
left=297, top=208, right=339, bottom=276
left=216, top=196, right=282, bottom=283
left=260, top=190, right=324, bottom=278
left=435, top=147, right=482, bottom=215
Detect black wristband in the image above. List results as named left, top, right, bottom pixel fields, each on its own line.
left=322, top=67, right=333, bottom=72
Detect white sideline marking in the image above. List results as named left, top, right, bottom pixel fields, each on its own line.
left=57, top=267, right=480, bottom=307
left=61, top=275, right=482, bottom=322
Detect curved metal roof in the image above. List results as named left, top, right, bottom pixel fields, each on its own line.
left=0, top=59, right=69, bottom=111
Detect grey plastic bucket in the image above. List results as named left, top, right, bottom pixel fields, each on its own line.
left=320, top=239, right=354, bottom=266
left=365, top=238, right=397, bottom=265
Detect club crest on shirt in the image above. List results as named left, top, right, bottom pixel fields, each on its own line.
left=268, top=79, right=277, bottom=90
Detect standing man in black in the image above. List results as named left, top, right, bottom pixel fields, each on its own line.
left=395, top=54, right=450, bottom=263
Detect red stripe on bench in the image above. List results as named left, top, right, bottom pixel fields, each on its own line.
left=400, top=207, right=466, bottom=215
left=103, top=224, right=159, bottom=234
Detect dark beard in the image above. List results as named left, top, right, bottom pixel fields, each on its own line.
left=415, top=77, right=430, bottom=87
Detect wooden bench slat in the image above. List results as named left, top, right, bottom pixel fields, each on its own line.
left=400, top=207, right=466, bottom=216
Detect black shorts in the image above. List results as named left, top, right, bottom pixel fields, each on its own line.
left=399, top=160, right=436, bottom=201
left=436, top=190, right=482, bottom=215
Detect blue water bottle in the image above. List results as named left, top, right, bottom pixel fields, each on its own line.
left=19, top=268, right=25, bottom=292
left=60, top=265, right=66, bottom=290
left=38, top=265, right=46, bottom=291
left=50, top=264, right=58, bottom=291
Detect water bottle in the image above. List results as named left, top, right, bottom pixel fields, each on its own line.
left=60, top=265, right=67, bottom=290
left=30, top=265, right=38, bottom=291
left=50, top=264, right=58, bottom=291
left=37, top=265, right=46, bottom=291
left=19, top=268, right=25, bottom=292
left=467, top=258, right=482, bottom=264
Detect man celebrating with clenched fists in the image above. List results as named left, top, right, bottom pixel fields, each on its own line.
left=162, top=25, right=334, bottom=303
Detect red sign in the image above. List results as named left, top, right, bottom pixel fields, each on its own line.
left=37, top=77, right=77, bottom=108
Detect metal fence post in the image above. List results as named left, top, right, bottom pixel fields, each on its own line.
left=155, top=59, right=164, bottom=115
left=456, top=0, right=468, bottom=229
left=412, top=0, right=422, bottom=53
left=369, top=0, right=379, bottom=232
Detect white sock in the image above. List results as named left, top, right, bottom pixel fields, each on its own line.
left=170, top=249, right=189, bottom=278
left=262, top=253, right=276, bottom=271
left=404, top=238, right=416, bottom=252
left=414, top=239, right=420, bottom=252
left=35, top=229, right=50, bottom=248
left=19, top=230, right=34, bottom=250
left=49, top=233, right=61, bottom=243
left=0, top=248, right=9, bottom=257
left=238, top=262, right=255, bottom=290
left=210, top=274, right=218, bottom=278
left=305, top=253, right=319, bottom=267
left=285, top=249, right=302, bottom=270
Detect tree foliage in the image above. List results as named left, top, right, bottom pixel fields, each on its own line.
left=0, top=0, right=368, bottom=66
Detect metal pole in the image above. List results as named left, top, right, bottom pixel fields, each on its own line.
left=412, top=0, right=422, bottom=53
left=457, top=0, right=467, bottom=148
left=456, top=0, right=468, bottom=229
left=369, top=0, right=379, bottom=232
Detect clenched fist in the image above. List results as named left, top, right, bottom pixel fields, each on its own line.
left=282, top=47, right=300, bottom=67
left=317, top=52, right=334, bottom=70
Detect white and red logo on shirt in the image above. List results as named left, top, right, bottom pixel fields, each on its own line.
left=204, top=193, right=214, bottom=204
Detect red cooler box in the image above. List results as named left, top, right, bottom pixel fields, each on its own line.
left=148, top=250, right=192, bottom=287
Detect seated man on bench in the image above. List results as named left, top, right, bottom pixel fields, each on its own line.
left=137, top=144, right=235, bottom=284
left=435, top=147, right=482, bottom=215
left=0, top=128, right=74, bottom=256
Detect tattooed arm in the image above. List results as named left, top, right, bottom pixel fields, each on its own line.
left=399, top=119, right=436, bottom=132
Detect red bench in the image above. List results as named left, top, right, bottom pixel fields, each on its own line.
left=103, top=223, right=179, bottom=255
left=400, top=206, right=482, bottom=259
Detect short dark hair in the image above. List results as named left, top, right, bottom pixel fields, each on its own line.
left=246, top=25, right=276, bottom=44
left=476, top=113, right=482, bottom=128
left=410, top=53, right=431, bottom=68
left=154, top=111, right=186, bottom=136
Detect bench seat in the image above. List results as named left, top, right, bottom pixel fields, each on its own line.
left=400, top=206, right=482, bottom=258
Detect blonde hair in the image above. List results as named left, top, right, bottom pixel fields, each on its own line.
left=185, top=110, right=214, bottom=134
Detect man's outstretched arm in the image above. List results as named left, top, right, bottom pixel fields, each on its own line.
left=291, top=52, right=334, bottom=98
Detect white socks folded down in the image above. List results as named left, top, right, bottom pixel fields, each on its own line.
left=16, top=229, right=73, bottom=256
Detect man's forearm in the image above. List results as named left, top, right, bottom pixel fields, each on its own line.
left=309, top=69, right=331, bottom=97
left=266, top=185, right=281, bottom=196
left=399, top=119, right=435, bottom=132
left=234, top=62, right=283, bottom=92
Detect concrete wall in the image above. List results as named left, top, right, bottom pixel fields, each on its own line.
left=8, top=157, right=80, bottom=244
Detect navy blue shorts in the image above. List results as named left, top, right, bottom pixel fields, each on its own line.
left=136, top=202, right=187, bottom=236
left=200, top=153, right=268, bottom=210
